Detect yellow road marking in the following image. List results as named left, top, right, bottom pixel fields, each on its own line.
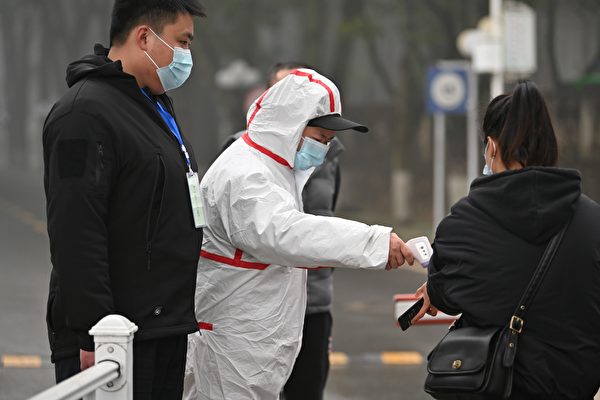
left=33, top=221, right=47, bottom=234
left=0, top=197, right=46, bottom=236
left=380, top=351, right=423, bottom=365
left=344, top=301, right=370, bottom=312
left=2, top=355, right=42, bottom=368
left=329, top=352, right=349, bottom=367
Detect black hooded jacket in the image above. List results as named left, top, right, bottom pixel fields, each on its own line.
left=44, top=45, right=202, bottom=361
left=302, top=137, right=343, bottom=314
left=428, top=167, right=600, bottom=399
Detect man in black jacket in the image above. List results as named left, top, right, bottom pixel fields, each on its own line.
left=43, top=1, right=205, bottom=398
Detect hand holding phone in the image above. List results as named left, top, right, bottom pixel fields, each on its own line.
left=398, top=298, right=424, bottom=331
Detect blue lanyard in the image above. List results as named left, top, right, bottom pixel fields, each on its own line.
left=141, top=89, right=192, bottom=172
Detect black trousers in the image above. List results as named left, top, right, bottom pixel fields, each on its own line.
left=54, top=335, right=188, bottom=400
left=54, top=355, right=80, bottom=383
left=283, top=311, right=333, bottom=400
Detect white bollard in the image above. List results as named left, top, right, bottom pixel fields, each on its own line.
left=88, top=315, right=138, bottom=400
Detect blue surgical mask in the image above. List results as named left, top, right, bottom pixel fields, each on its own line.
left=482, top=163, right=493, bottom=176
left=144, top=28, right=193, bottom=92
left=294, top=137, right=329, bottom=171
left=482, top=141, right=495, bottom=176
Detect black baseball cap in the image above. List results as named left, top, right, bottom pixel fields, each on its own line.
left=307, top=113, right=369, bottom=133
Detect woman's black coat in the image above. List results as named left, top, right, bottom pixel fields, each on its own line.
left=428, top=167, right=600, bottom=400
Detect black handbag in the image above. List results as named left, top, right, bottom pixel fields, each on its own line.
left=424, top=222, right=569, bottom=400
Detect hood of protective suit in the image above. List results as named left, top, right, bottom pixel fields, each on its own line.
left=245, top=69, right=342, bottom=168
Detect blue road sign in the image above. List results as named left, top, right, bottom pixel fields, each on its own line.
left=426, top=66, right=469, bottom=114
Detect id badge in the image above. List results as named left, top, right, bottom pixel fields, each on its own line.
left=186, top=172, right=206, bottom=228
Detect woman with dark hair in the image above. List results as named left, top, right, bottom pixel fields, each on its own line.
left=415, top=81, right=600, bottom=399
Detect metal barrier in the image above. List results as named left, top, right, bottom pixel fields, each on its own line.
left=29, top=315, right=138, bottom=400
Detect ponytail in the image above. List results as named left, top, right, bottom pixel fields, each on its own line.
left=482, top=81, right=558, bottom=167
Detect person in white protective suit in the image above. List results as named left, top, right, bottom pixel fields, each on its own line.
left=183, top=68, right=414, bottom=400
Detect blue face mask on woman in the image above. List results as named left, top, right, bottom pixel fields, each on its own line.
left=482, top=140, right=496, bottom=176
left=294, top=137, right=329, bottom=171
left=144, top=27, right=193, bottom=92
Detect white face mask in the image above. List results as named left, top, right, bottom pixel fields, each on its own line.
left=482, top=140, right=496, bottom=176
left=143, top=27, right=193, bottom=92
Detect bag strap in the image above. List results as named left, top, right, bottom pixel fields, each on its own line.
left=508, top=221, right=570, bottom=334
left=502, top=220, right=570, bottom=367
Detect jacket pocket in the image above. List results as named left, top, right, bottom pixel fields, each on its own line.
left=145, top=152, right=166, bottom=270
left=46, top=290, right=57, bottom=350
left=95, top=142, right=104, bottom=185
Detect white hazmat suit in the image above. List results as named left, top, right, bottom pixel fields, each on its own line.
left=184, top=69, right=393, bottom=400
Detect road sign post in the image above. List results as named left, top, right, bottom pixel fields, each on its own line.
left=490, top=0, right=504, bottom=97
left=466, top=67, right=479, bottom=185
left=426, top=63, right=470, bottom=230
left=458, top=1, right=537, bottom=98
left=432, top=112, right=445, bottom=229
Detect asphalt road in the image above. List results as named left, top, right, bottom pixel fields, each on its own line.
left=0, top=169, right=55, bottom=400
left=0, top=168, right=447, bottom=400
left=324, top=266, right=447, bottom=400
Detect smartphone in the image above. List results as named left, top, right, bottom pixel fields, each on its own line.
left=398, top=298, right=424, bottom=331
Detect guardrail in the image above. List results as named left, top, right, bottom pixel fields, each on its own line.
left=28, top=315, right=138, bottom=400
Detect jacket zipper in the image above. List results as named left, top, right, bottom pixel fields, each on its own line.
left=96, top=142, right=104, bottom=185
left=146, top=242, right=152, bottom=271
left=146, top=153, right=164, bottom=270
left=143, top=94, right=191, bottom=171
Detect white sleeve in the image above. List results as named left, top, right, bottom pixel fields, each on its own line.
left=226, top=172, right=391, bottom=270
